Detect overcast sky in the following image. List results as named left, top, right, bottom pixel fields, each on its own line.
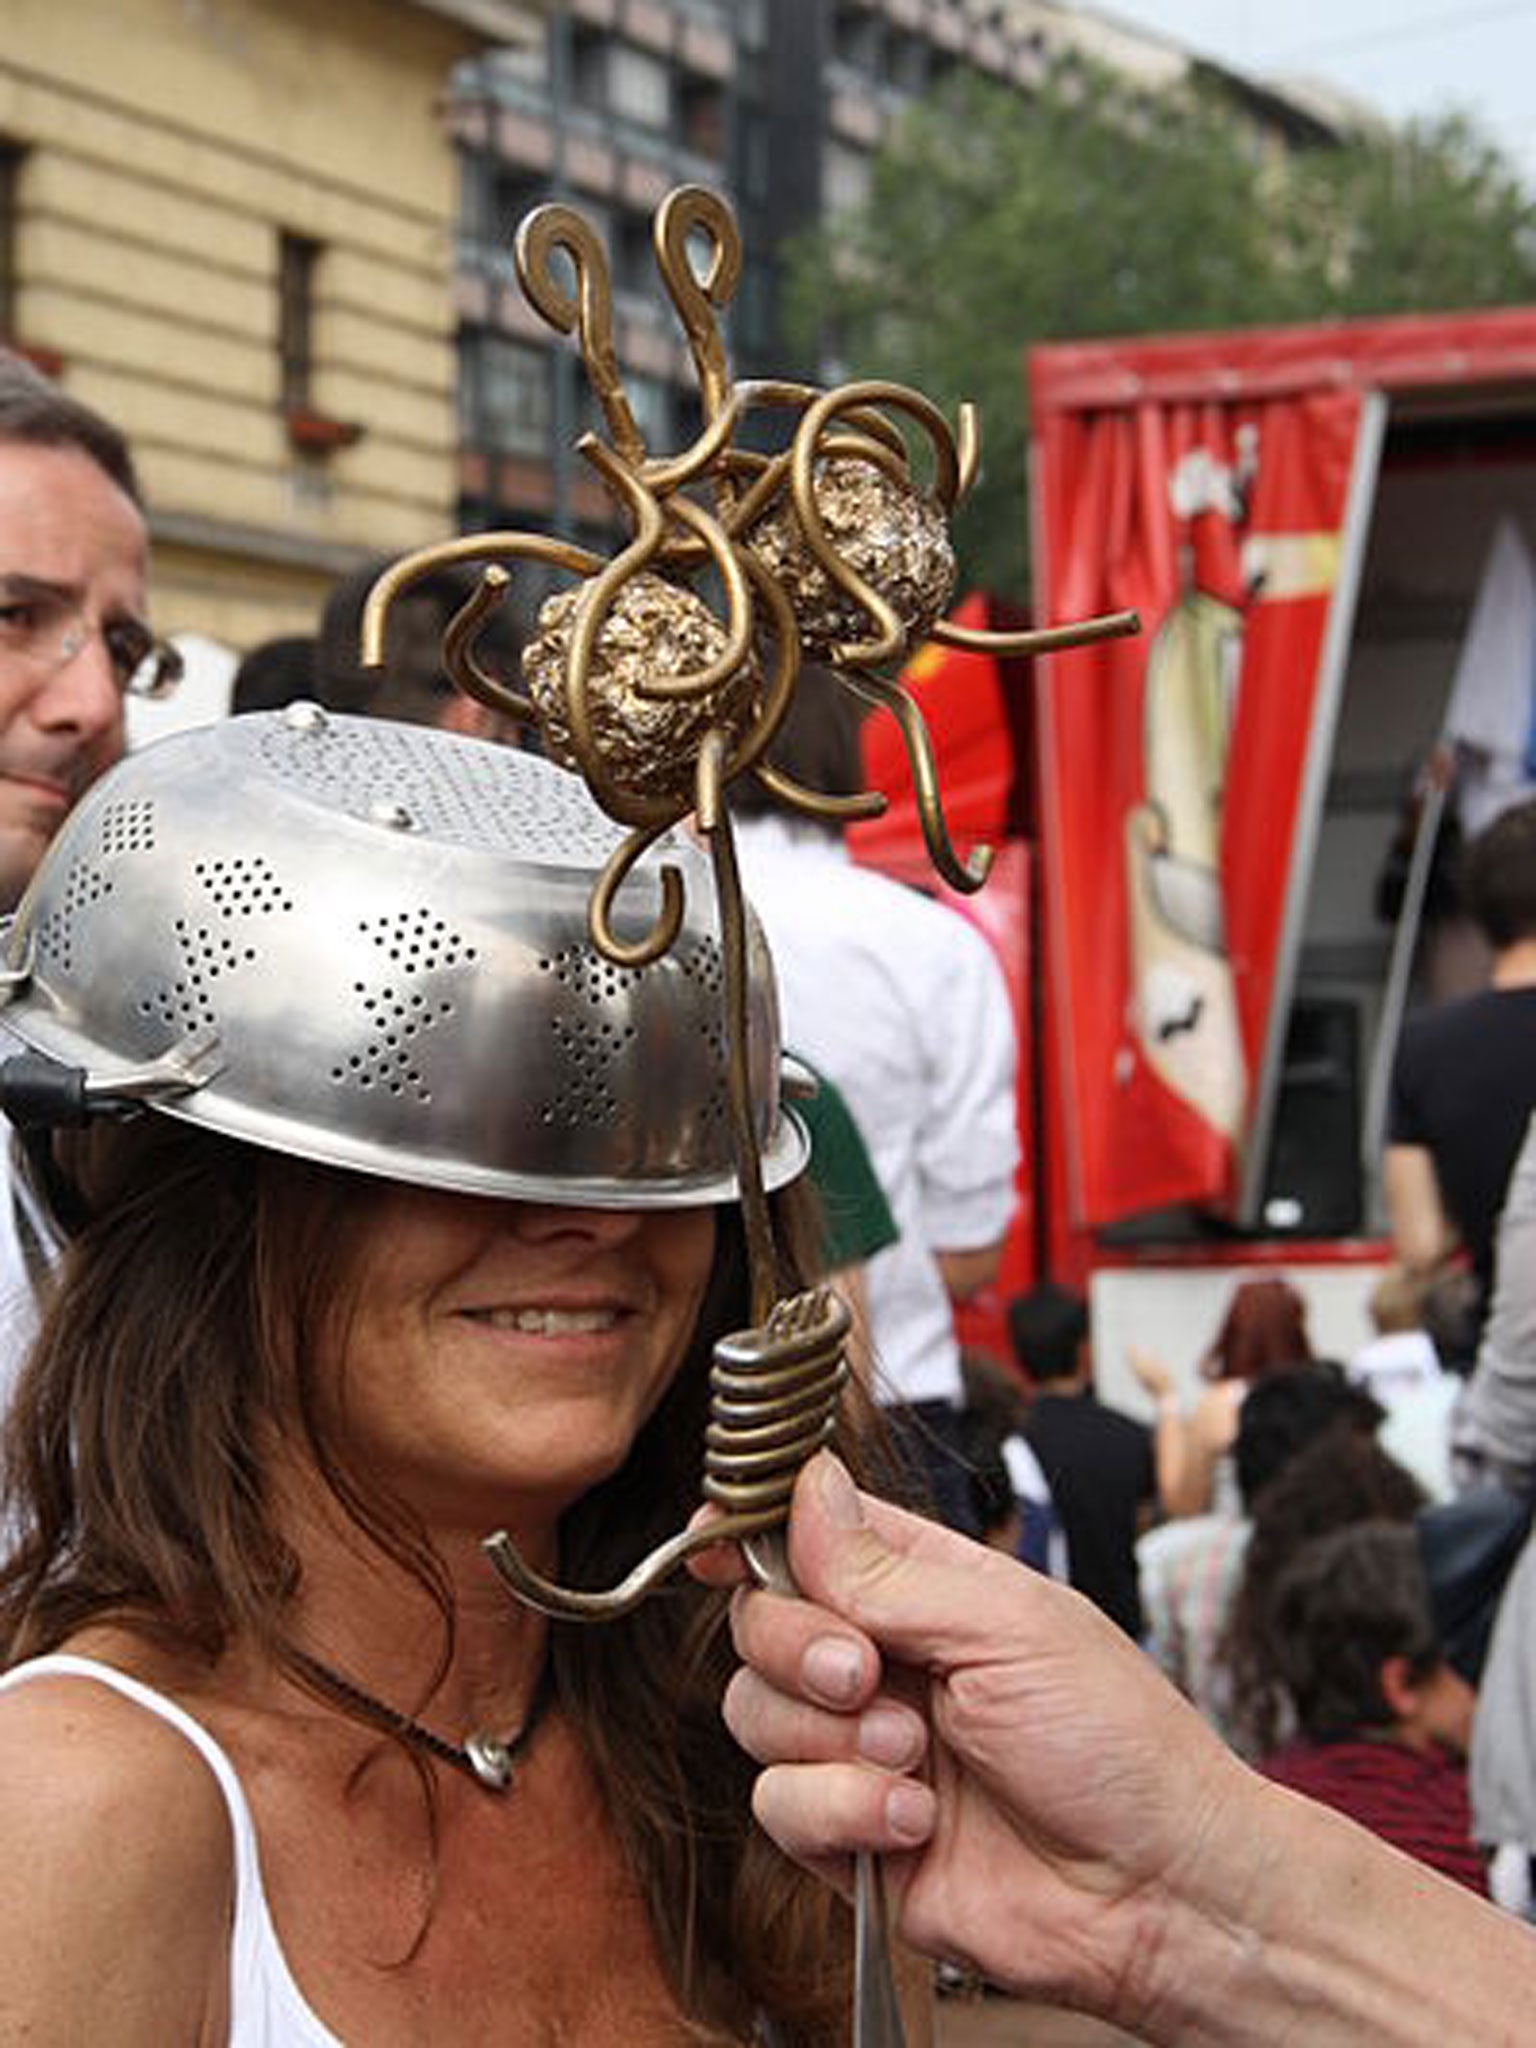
left=1100, top=0, right=1536, bottom=184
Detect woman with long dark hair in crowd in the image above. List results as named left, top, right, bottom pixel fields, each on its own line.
left=0, top=713, right=906, bottom=2043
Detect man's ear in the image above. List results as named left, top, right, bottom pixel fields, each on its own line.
left=1378, top=1653, right=1419, bottom=1724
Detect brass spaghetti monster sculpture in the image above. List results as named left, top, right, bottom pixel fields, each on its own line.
left=362, top=184, right=1137, bottom=1621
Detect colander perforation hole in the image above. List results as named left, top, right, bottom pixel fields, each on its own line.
left=537, top=945, right=644, bottom=1009
left=193, top=854, right=293, bottom=918
left=174, top=919, right=257, bottom=984
left=681, top=938, right=724, bottom=994
left=97, top=799, right=156, bottom=859
left=35, top=912, right=70, bottom=973
left=333, top=979, right=447, bottom=1102
left=251, top=719, right=649, bottom=865
left=136, top=973, right=217, bottom=1032
left=700, top=1022, right=729, bottom=1128
left=35, top=860, right=117, bottom=974
left=543, top=1017, right=621, bottom=1128
left=358, top=910, right=475, bottom=973
left=141, top=916, right=262, bottom=1035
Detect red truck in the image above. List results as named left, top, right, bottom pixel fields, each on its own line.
left=854, top=306, right=1536, bottom=1399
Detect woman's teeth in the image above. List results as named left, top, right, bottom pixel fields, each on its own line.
left=469, top=1307, right=620, bottom=1334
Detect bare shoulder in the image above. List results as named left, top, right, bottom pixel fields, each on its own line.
left=0, top=1667, right=233, bottom=2040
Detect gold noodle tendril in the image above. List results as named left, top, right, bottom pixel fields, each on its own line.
left=362, top=182, right=1140, bottom=1624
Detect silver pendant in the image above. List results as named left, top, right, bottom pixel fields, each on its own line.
left=464, top=1732, right=515, bottom=1790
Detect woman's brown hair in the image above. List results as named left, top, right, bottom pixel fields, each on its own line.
left=0, top=1114, right=861, bottom=2042
left=1220, top=1429, right=1425, bottom=1757
left=1202, top=1276, right=1314, bottom=1384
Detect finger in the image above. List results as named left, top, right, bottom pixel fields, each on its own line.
left=797, top=1455, right=1008, bottom=1576
left=723, top=1665, right=928, bottom=1772
left=729, top=1584, right=882, bottom=1712
left=787, top=1453, right=1043, bottom=1668
left=752, top=1759, right=938, bottom=1865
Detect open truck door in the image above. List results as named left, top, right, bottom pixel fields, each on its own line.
left=1028, top=310, right=1536, bottom=1286
left=1030, top=331, right=1383, bottom=1256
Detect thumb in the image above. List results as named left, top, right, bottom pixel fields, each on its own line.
left=787, top=1452, right=1022, bottom=1670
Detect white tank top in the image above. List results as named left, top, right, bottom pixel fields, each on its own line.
left=0, top=1653, right=343, bottom=2046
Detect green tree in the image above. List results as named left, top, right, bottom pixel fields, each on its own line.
left=785, top=66, right=1536, bottom=599
left=1279, top=112, right=1536, bottom=316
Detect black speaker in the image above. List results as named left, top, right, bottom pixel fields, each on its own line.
left=1260, top=998, right=1362, bottom=1236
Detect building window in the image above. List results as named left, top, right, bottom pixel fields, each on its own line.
left=572, top=374, right=671, bottom=458
left=483, top=37, right=549, bottom=99
left=832, top=4, right=882, bottom=71
left=278, top=231, right=321, bottom=415
left=492, top=167, right=548, bottom=247
left=733, top=261, right=773, bottom=362
left=737, top=107, right=770, bottom=202
left=823, top=142, right=872, bottom=218
left=278, top=230, right=361, bottom=452
left=623, top=371, right=673, bottom=456
left=463, top=332, right=552, bottom=457
left=608, top=44, right=671, bottom=130
left=458, top=147, right=490, bottom=250
left=570, top=25, right=609, bottom=116
left=613, top=206, right=655, bottom=301
left=679, top=74, right=726, bottom=160
left=460, top=157, right=546, bottom=271
left=890, top=32, right=929, bottom=94
left=0, top=140, right=27, bottom=344
left=569, top=32, right=671, bottom=132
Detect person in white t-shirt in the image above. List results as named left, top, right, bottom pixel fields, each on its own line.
left=1348, top=1263, right=1457, bottom=1501
left=733, top=664, right=1020, bottom=1534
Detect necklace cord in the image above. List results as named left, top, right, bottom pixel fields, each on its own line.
left=289, top=1648, right=555, bottom=1792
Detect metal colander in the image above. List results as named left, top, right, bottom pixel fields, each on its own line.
left=0, top=704, right=806, bottom=1207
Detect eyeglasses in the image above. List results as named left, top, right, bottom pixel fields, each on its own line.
left=0, top=579, right=184, bottom=701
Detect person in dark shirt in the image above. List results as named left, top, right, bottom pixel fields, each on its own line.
left=1011, top=1282, right=1154, bottom=1636
left=1256, top=1522, right=1484, bottom=1894
left=1386, top=798, right=1536, bottom=1360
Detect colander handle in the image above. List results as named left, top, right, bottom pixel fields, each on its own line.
left=0, top=1031, right=223, bottom=1129
left=0, top=1054, right=92, bottom=1128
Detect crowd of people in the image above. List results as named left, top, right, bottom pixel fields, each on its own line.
left=2, top=334, right=1536, bottom=2044
left=962, top=1258, right=1536, bottom=1926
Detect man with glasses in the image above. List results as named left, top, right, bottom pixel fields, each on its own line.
left=0, top=351, right=177, bottom=914
left=0, top=350, right=177, bottom=1380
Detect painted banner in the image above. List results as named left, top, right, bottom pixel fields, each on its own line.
left=1030, top=353, right=1362, bottom=1232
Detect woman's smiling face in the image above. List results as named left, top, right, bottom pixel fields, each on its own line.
left=327, top=1185, right=717, bottom=1533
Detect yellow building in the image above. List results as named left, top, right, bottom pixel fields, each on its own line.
left=0, top=0, right=547, bottom=672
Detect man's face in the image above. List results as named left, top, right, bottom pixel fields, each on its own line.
left=0, top=443, right=146, bottom=909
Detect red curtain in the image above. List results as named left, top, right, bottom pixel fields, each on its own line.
left=1032, top=380, right=1362, bottom=1230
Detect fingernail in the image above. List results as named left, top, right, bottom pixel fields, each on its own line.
left=857, top=1704, right=923, bottom=1770
left=803, top=1635, right=864, bottom=1706
left=814, top=1451, right=862, bottom=1530
left=886, top=1780, right=936, bottom=1844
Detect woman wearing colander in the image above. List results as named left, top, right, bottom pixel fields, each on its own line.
left=0, top=708, right=915, bottom=2043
